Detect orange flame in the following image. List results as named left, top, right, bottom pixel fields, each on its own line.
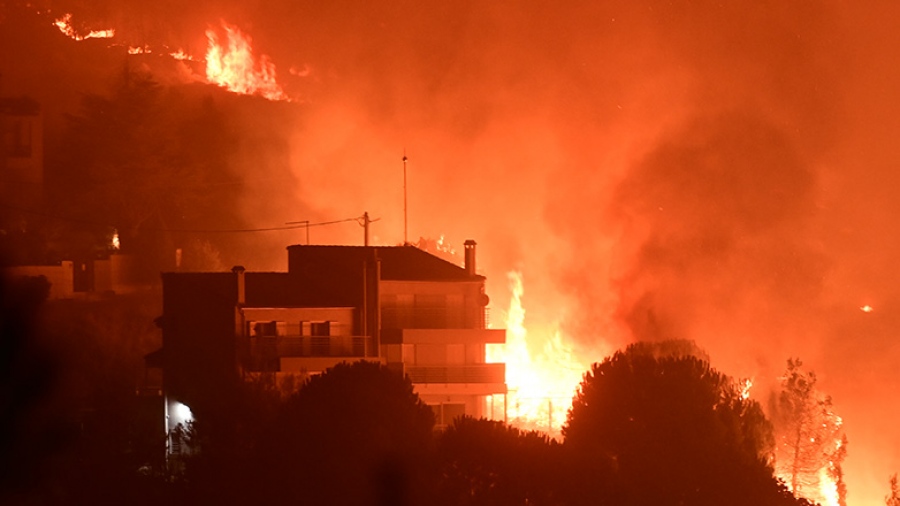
left=169, top=49, right=196, bottom=62
left=487, top=271, right=589, bottom=437
left=54, top=13, right=115, bottom=41
left=205, top=22, right=288, bottom=101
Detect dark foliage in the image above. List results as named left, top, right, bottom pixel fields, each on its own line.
left=437, top=416, right=564, bottom=506
left=49, top=66, right=241, bottom=275
left=186, top=362, right=434, bottom=505
left=563, top=340, right=807, bottom=506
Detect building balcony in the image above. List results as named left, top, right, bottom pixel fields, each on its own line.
left=390, top=363, right=505, bottom=385
left=381, top=328, right=505, bottom=345
left=247, top=335, right=373, bottom=360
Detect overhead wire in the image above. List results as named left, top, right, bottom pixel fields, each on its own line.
left=0, top=201, right=362, bottom=234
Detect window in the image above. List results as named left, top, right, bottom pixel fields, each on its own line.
left=310, top=321, right=331, bottom=336
left=249, top=321, right=278, bottom=337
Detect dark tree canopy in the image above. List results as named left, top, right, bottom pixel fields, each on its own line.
left=51, top=65, right=241, bottom=274
left=437, top=416, right=563, bottom=506
left=259, top=361, right=436, bottom=506
left=563, top=340, right=801, bottom=506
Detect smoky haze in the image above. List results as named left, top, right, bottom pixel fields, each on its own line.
left=4, top=1, right=900, bottom=503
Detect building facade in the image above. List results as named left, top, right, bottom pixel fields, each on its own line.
left=157, top=242, right=506, bottom=433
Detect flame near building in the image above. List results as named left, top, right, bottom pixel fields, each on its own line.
left=488, top=271, right=592, bottom=438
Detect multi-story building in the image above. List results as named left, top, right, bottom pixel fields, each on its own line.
left=156, top=241, right=506, bottom=432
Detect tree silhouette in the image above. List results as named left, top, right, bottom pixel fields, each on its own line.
left=258, top=361, right=435, bottom=506
left=436, top=416, right=563, bottom=506
left=563, top=341, right=802, bottom=506
left=53, top=66, right=240, bottom=274
left=769, top=358, right=848, bottom=506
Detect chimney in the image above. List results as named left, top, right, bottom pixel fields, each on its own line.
left=464, top=240, right=477, bottom=276
left=232, top=265, right=246, bottom=305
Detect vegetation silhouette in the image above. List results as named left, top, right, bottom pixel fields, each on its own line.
left=563, top=340, right=809, bottom=506
left=436, top=416, right=563, bottom=506
left=254, top=361, right=436, bottom=506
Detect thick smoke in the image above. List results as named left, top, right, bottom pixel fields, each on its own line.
left=4, top=0, right=900, bottom=503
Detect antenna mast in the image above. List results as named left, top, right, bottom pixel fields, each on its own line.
left=402, top=150, right=408, bottom=245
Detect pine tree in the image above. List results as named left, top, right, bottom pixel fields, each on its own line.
left=770, top=358, right=848, bottom=506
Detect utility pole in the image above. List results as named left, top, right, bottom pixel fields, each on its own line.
left=402, top=150, right=408, bottom=245
left=363, top=212, right=370, bottom=246
left=358, top=212, right=379, bottom=246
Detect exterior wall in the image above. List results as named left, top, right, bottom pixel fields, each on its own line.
left=241, top=307, right=355, bottom=336
left=380, top=280, right=486, bottom=330
left=238, top=306, right=372, bottom=374
left=160, top=272, right=239, bottom=410
left=379, top=279, right=505, bottom=424
left=94, top=254, right=137, bottom=294
left=3, top=261, right=74, bottom=299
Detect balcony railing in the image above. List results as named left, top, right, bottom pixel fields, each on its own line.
left=400, top=363, right=505, bottom=384
left=249, top=335, right=372, bottom=359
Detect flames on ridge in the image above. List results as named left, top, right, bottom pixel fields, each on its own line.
left=49, top=15, right=288, bottom=102
left=53, top=13, right=114, bottom=41
left=205, top=22, right=289, bottom=101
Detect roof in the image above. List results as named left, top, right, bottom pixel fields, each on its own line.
left=286, top=244, right=484, bottom=282
left=161, top=244, right=484, bottom=310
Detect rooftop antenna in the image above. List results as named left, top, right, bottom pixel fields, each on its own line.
left=402, top=149, right=408, bottom=245
left=285, top=220, right=310, bottom=244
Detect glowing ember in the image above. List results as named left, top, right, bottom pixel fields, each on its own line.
left=128, top=46, right=149, bottom=55
left=205, top=22, right=288, bottom=101
left=170, top=49, right=196, bottom=61
left=53, top=13, right=114, bottom=41
left=487, top=271, right=588, bottom=437
left=860, top=305, right=874, bottom=313
left=111, top=229, right=120, bottom=250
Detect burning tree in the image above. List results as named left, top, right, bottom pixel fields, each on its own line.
left=769, top=358, right=848, bottom=506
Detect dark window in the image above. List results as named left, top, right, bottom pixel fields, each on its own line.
left=253, top=321, right=277, bottom=336
left=310, top=321, right=330, bottom=336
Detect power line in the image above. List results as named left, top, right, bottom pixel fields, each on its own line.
left=0, top=202, right=362, bottom=235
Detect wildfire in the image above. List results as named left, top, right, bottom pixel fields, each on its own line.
left=739, top=378, right=753, bottom=400
left=54, top=13, right=114, bottom=41
left=205, top=22, right=289, bottom=101
left=488, top=271, right=588, bottom=437
left=170, top=49, right=196, bottom=62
